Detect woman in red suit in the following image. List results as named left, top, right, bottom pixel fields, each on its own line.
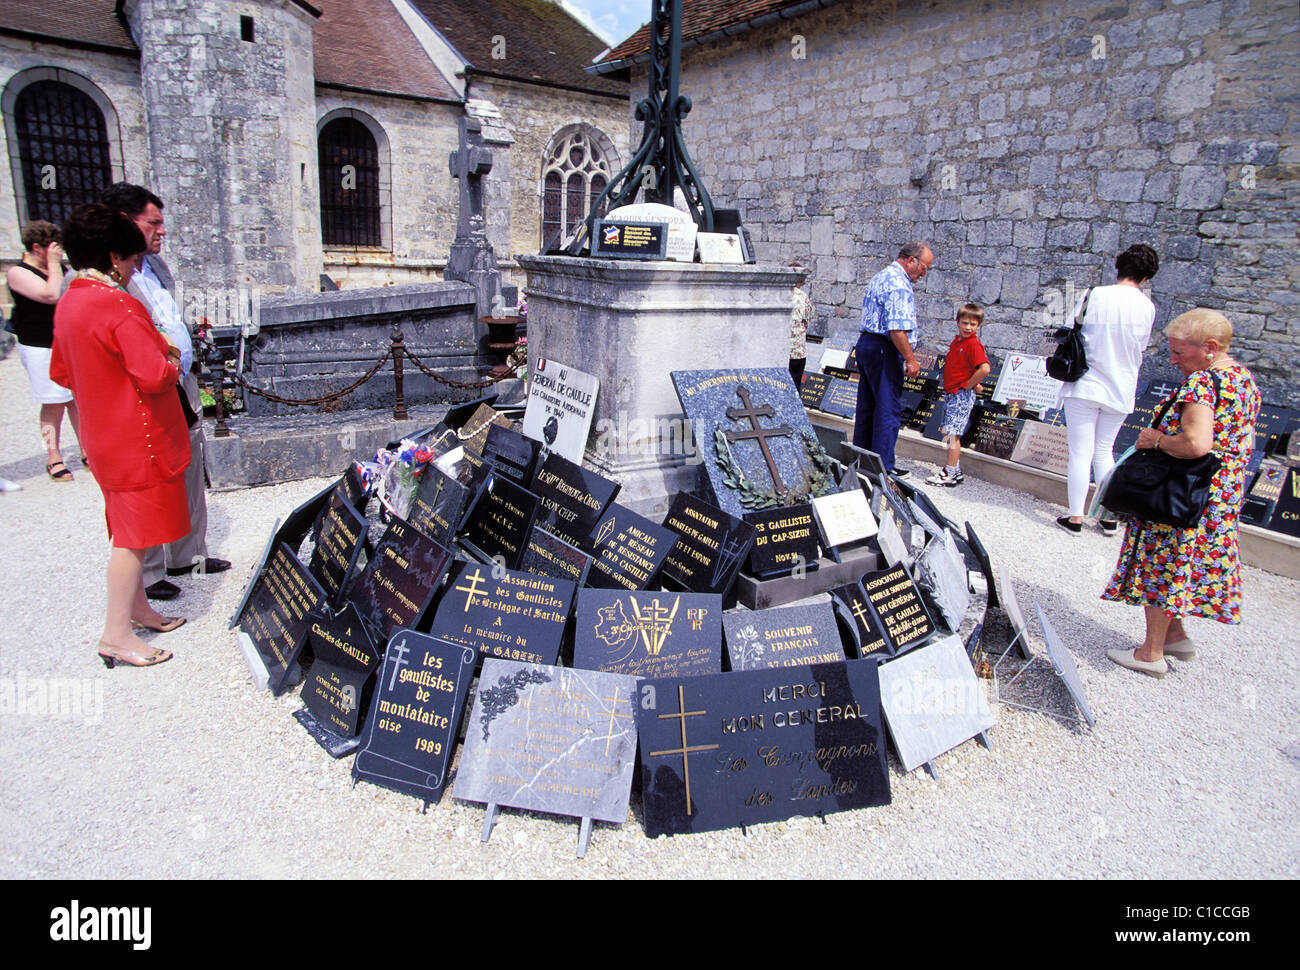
left=50, top=204, right=191, bottom=668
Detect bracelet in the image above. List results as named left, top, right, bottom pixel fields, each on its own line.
left=1155, top=435, right=1161, bottom=452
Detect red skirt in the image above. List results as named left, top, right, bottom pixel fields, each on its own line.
left=101, top=475, right=190, bottom=549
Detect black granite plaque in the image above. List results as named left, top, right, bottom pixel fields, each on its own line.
left=921, top=399, right=948, bottom=442
left=520, top=526, right=594, bottom=587
left=1268, top=466, right=1300, bottom=537
left=660, top=491, right=756, bottom=597
left=408, top=463, right=486, bottom=547
left=800, top=371, right=831, bottom=410
left=819, top=378, right=859, bottom=419
left=723, top=601, right=845, bottom=671
left=586, top=502, right=680, bottom=590
left=430, top=560, right=575, bottom=667
left=307, top=491, right=369, bottom=609
left=351, top=630, right=477, bottom=803
left=840, top=442, right=888, bottom=480
left=481, top=423, right=541, bottom=486
left=336, top=463, right=368, bottom=513
left=637, top=663, right=891, bottom=837
left=574, top=588, right=722, bottom=678
left=960, top=401, right=1008, bottom=447
left=1112, top=391, right=1163, bottom=454
left=529, top=452, right=620, bottom=550
left=344, top=517, right=453, bottom=642
left=903, top=390, right=939, bottom=431
left=302, top=602, right=379, bottom=740
left=830, top=582, right=890, bottom=659
left=970, top=415, right=1025, bottom=460
left=860, top=564, right=937, bottom=656
left=461, top=472, right=540, bottom=571
left=591, top=218, right=669, bottom=259
left=239, top=542, right=328, bottom=695
left=744, top=503, right=819, bottom=578
left=964, top=522, right=998, bottom=609
left=273, top=481, right=334, bottom=557
left=1255, top=404, right=1298, bottom=458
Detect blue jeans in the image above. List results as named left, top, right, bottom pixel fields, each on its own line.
left=853, top=332, right=904, bottom=472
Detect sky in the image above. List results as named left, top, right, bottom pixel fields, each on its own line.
left=560, top=0, right=650, bottom=50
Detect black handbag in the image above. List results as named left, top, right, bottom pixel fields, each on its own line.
left=1046, top=288, right=1090, bottom=382
left=1099, top=371, right=1222, bottom=528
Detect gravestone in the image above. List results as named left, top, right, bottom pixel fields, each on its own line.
left=992, top=353, right=1062, bottom=412
left=604, top=202, right=698, bottom=261
left=800, top=372, right=831, bottom=410
left=829, top=582, right=890, bottom=659
left=344, top=517, right=453, bottom=643
left=914, top=530, right=972, bottom=633
left=818, top=378, right=859, bottom=419
left=454, top=660, right=639, bottom=828
left=351, top=631, right=477, bottom=802
left=878, top=634, right=995, bottom=773
left=811, top=489, right=878, bottom=553
left=573, top=588, right=722, bottom=678
left=445, top=115, right=502, bottom=318
left=1010, top=421, right=1070, bottom=476
left=273, top=480, right=335, bottom=559
left=407, top=462, right=488, bottom=548
left=1035, top=604, right=1095, bottom=728
left=431, top=561, right=575, bottom=667
left=860, top=564, right=937, bottom=657
left=586, top=502, right=680, bottom=590
left=299, top=602, right=380, bottom=752
left=520, top=526, right=594, bottom=586
left=637, top=663, right=890, bottom=837
left=520, top=358, right=600, bottom=465
left=307, top=490, right=369, bottom=610
left=530, top=452, right=620, bottom=550
left=744, top=503, right=819, bottom=578
left=481, top=423, right=541, bottom=487
left=460, top=473, right=540, bottom=571
left=672, top=368, right=843, bottom=518
left=723, top=601, right=844, bottom=671
left=659, top=492, right=757, bottom=597
left=238, top=542, right=328, bottom=695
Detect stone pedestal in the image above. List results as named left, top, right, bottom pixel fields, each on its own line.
left=517, top=255, right=804, bottom=517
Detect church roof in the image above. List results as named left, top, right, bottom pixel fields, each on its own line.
left=595, top=0, right=853, bottom=71
left=313, top=0, right=459, bottom=101
left=0, top=0, right=136, bottom=53
left=407, top=0, right=625, bottom=98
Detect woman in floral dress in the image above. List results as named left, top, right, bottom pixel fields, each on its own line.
left=1103, top=309, right=1261, bottom=678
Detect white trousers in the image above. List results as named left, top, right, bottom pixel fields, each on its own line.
left=1063, top=397, right=1127, bottom=518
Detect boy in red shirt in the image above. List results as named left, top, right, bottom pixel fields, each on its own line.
left=927, top=303, right=990, bottom=486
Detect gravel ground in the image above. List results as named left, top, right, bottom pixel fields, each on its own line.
left=1, top=350, right=1297, bottom=880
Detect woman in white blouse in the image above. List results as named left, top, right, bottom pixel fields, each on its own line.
left=1057, top=244, right=1160, bottom=536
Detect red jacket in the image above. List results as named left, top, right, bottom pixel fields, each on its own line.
left=49, top=278, right=190, bottom=491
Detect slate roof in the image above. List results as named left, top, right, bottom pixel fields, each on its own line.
left=0, top=0, right=136, bottom=53
left=407, top=0, right=625, bottom=97
left=313, top=0, right=459, bottom=101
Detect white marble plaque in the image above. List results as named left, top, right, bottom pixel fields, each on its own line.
left=521, top=358, right=600, bottom=465
left=998, top=563, right=1030, bottom=654
left=605, top=202, right=698, bottom=261
left=879, top=634, right=995, bottom=773
left=696, top=231, right=745, bottom=263
left=875, top=501, right=910, bottom=567
left=1036, top=604, right=1096, bottom=728
left=992, top=353, right=1063, bottom=411
left=819, top=348, right=851, bottom=372
left=915, top=529, right=972, bottom=632
left=812, top=489, right=878, bottom=548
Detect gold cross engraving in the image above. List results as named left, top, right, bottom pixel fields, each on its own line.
left=649, top=685, right=718, bottom=816
left=454, top=567, right=488, bottom=612
left=600, top=687, right=633, bottom=757
left=630, top=596, right=679, bottom=656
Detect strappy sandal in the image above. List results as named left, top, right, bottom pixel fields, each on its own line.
left=132, top=617, right=186, bottom=634
left=46, top=460, right=73, bottom=483
left=98, top=643, right=173, bottom=668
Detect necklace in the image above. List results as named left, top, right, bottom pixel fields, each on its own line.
left=80, top=268, right=121, bottom=289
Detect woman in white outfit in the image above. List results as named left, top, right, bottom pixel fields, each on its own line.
left=1057, top=244, right=1160, bottom=536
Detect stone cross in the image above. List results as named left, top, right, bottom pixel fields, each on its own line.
left=449, top=116, right=492, bottom=239
left=725, top=386, right=794, bottom=493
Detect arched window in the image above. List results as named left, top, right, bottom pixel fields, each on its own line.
left=318, top=114, right=384, bottom=248
left=8, top=78, right=112, bottom=226
left=540, top=125, right=616, bottom=250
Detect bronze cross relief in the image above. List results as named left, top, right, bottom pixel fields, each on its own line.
left=725, top=385, right=794, bottom=492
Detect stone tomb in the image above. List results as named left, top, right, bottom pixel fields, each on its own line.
left=860, top=565, right=937, bottom=657
left=529, top=452, right=620, bottom=551
left=744, top=503, right=820, bottom=578
left=351, top=631, right=477, bottom=803
left=460, top=472, right=541, bottom=571
left=520, top=527, right=594, bottom=587
left=238, top=542, right=328, bottom=695
left=723, top=600, right=844, bottom=671
left=430, top=561, right=575, bottom=667
left=455, top=659, right=639, bottom=829
left=672, top=368, right=844, bottom=520
left=298, top=602, right=380, bottom=753
left=481, top=423, right=541, bottom=487
left=878, top=634, right=995, bottom=774
left=586, top=502, right=680, bottom=590
left=307, top=490, right=369, bottom=610
left=659, top=491, right=756, bottom=598
left=344, top=517, right=453, bottom=643
left=637, top=663, right=891, bottom=837
left=574, top=588, right=722, bottom=679
left=520, top=358, right=600, bottom=466
left=829, top=583, right=891, bottom=659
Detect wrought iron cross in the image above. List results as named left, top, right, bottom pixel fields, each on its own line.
left=725, top=386, right=794, bottom=493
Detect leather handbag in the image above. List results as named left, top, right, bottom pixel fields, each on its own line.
left=1046, top=288, right=1090, bottom=382
left=1099, top=371, right=1222, bottom=528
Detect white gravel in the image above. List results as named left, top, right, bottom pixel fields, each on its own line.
left=1, top=350, right=1297, bottom=879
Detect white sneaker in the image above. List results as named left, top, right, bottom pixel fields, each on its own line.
left=925, top=468, right=964, bottom=487
left=0, top=478, right=21, bottom=492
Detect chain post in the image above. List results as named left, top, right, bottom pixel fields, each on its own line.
left=391, top=327, right=409, bottom=421
left=213, top=363, right=231, bottom=438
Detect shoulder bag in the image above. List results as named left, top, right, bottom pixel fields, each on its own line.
left=1045, top=288, right=1090, bottom=382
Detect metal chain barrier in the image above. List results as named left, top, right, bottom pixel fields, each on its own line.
left=401, top=343, right=523, bottom=390
left=226, top=346, right=394, bottom=406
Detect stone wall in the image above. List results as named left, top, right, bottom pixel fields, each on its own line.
left=642, top=0, right=1299, bottom=403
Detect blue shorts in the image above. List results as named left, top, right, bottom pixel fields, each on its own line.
left=939, top=388, right=976, bottom=438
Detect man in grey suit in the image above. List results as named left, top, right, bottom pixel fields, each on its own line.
left=100, top=183, right=229, bottom=599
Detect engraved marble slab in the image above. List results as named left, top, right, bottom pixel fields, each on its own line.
left=521, top=358, right=600, bottom=465
left=914, top=529, right=972, bottom=633
left=812, top=488, right=878, bottom=549
left=1009, top=421, right=1070, bottom=476
left=574, top=588, right=722, bottom=678
left=723, top=600, right=845, bottom=670
left=991, top=352, right=1062, bottom=411
left=879, top=634, right=995, bottom=773
left=454, top=660, right=639, bottom=825
left=1036, top=604, right=1095, bottom=728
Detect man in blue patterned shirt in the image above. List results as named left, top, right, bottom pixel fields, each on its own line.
left=853, top=241, right=933, bottom=475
